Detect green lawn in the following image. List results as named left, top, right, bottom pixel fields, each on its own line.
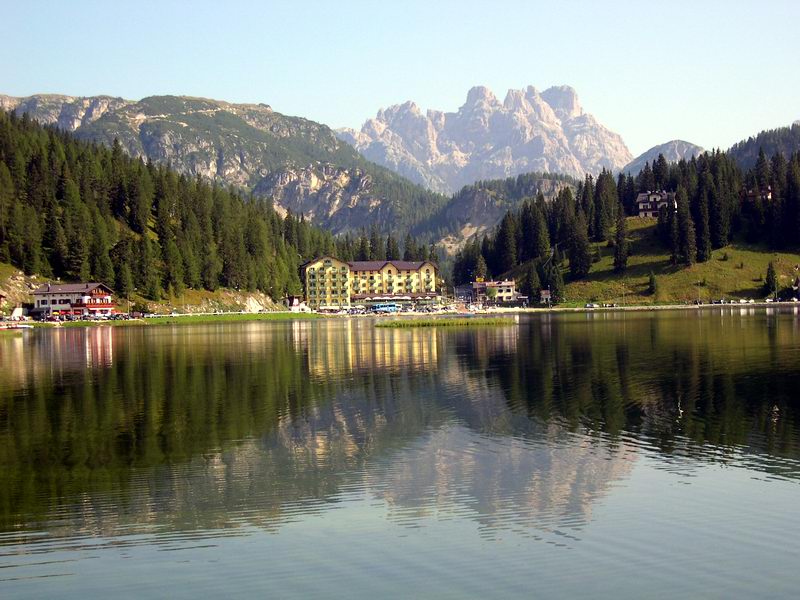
left=376, top=317, right=516, bottom=328
left=561, top=218, right=800, bottom=305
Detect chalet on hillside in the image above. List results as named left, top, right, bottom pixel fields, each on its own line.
left=744, top=186, right=773, bottom=202
left=636, top=191, right=677, bottom=218
left=31, top=282, right=115, bottom=317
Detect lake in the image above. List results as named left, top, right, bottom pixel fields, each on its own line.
left=1, top=309, right=800, bottom=598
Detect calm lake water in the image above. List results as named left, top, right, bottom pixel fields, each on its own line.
left=2, top=309, right=800, bottom=598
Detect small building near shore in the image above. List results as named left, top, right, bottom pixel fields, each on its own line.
left=636, top=191, right=676, bottom=218
left=31, top=282, right=116, bottom=317
left=460, top=279, right=521, bottom=305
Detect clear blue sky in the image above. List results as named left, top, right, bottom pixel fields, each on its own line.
left=2, top=0, right=799, bottom=155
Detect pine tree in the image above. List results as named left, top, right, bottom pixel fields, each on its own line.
left=613, top=205, right=628, bottom=273
left=532, top=202, right=550, bottom=260
left=428, top=243, right=438, bottom=265
left=116, top=262, right=134, bottom=298
left=708, top=184, right=728, bottom=249
left=496, top=213, right=517, bottom=274
left=403, top=233, right=418, bottom=261
left=369, top=225, right=384, bottom=260
left=593, top=169, right=618, bottom=242
left=755, top=148, right=771, bottom=190
left=654, top=154, right=669, bottom=189
left=0, top=161, right=14, bottom=255
left=785, top=160, right=800, bottom=247
left=356, top=235, right=370, bottom=261
left=676, top=187, right=696, bottom=265
left=696, top=188, right=711, bottom=262
left=385, top=234, right=400, bottom=260
left=541, top=262, right=564, bottom=303
left=764, top=261, right=778, bottom=298
left=475, top=254, right=488, bottom=280
left=569, top=211, right=592, bottom=279
left=669, top=207, right=680, bottom=265
left=639, top=161, right=656, bottom=192
left=524, top=262, right=541, bottom=300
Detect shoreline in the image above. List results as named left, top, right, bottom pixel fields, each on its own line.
left=10, top=299, right=799, bottom=328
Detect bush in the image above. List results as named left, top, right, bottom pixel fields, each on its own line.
left=764, top=262, right=778, bottom=297
left=648, top=272, right=659, bottom=296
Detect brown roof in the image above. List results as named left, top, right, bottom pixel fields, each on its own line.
left=32, top=282, right=113, bottom=295
left=348, top=260, right=435, bottom=271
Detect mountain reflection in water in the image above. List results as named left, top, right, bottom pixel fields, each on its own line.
left=1, top=310, right=799, bottom=597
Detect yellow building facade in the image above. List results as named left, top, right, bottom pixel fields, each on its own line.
left=302, top=257, right=438, bottom=309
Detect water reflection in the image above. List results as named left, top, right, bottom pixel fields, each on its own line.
left=1, top=310, right=799, bottom=547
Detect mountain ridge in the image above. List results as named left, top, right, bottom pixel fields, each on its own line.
left=621, top=140, right=705, bottom=175
left=337, top=84, right=632, bottom=194
left=0, top=92, right=446, bottom=235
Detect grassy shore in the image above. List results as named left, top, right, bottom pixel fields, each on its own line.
left=376, top=316, right=516, bottom=328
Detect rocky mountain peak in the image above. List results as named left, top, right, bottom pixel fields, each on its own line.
left=502, top=88, right=532, bottom=113
left=337, top=83, right=631, bottom=194
left=540, top=85, right=582, bottom=120
left=464, top=85, right=500, bottom=109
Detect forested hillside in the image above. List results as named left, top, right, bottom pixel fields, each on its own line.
left=1, top=94, right=448, bottom=236
left=454, top=150, right=800, bottom=302
left=0, top=111, right=418, bottom=301
left=728, top=123, right=800, bottom=169
left=411, top=171, right=577, bottom=247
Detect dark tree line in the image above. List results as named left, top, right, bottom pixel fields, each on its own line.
left=326, top=224, right=439, bottom=264
left=0, top=111, right=432, bottom=300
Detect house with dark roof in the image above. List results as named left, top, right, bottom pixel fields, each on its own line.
left=301, top=257, right=439, bottom=310
left=636, top=191, right=676, bottom=218
left=31, top=282, right=115, bottom=317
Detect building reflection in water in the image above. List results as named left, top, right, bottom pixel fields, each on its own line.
left=298, top=319, right=441, bottom=378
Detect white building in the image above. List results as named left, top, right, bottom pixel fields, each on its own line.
left=636, top=191, right=676, bottom=218
left=32, top=282, right=116, bottom=317
left=473, top=279, right=518, bottom=303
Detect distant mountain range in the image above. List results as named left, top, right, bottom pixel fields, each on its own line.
left=337, top=85, right=632, bottom=194
left=3, top=91, right=798, bottom=252
left=0, top=93, right=446, bottom=235
left=621, top=140, right=705, bottom=175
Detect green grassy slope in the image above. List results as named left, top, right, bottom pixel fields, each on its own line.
left=561, top=219, right=800, bottom=305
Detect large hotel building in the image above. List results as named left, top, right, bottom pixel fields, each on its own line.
left=301, top=257, right=439, bottom=309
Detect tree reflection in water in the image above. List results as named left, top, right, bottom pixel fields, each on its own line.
left=0, top=310, right=798, bottom=540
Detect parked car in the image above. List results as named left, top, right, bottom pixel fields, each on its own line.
left=585, top=303, right=599, bottom=309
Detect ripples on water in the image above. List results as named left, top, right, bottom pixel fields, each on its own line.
left=1, top=310, right=800, bottom=598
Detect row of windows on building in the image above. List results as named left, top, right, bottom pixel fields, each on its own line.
left=36, top=298, right=114, bottom=306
